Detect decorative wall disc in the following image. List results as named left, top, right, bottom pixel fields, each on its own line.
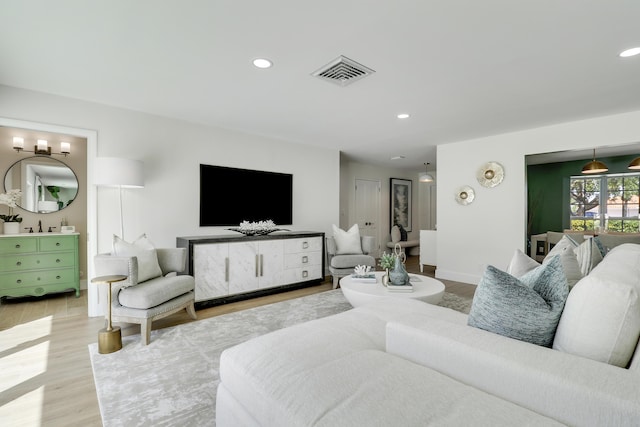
left=477, top=161, right=504, bottom=188
left=455, top=185, right=475, bottom=205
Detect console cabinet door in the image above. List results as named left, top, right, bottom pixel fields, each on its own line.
left=193, top=243, right=229, bottom=301
left=257, top=239, right=284, bottom=289
left=228, top=241, right=259, bottom=295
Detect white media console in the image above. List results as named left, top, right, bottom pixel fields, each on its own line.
left=176, top=232, right=324, bottom=306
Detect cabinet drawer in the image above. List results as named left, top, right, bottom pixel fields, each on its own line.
left=284, top=237, right=322, bottom=254
left=282, top=265, right=323, bottom=284
left=1, top=268, right=77, bottom=287
left=0, top=252, right=75, bottom=271
left=284, top=251, right=322, bottom=269
left=39, top=236, right=77, bottom=252
left=0, top=282, right=78, bottom=298
left=0, top=238, right=37, bottom=253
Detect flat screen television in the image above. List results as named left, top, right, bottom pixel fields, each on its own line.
left=200, top=164, right=293, bottom=226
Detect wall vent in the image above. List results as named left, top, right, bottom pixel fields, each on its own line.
left=311, top=55, right=375, bottom=87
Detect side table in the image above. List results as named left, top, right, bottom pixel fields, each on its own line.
left=91, top=274, right=127, bottom=354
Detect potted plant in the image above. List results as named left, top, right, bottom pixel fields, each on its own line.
left=378, top=251, right=396, bottom=286
left=0, top=189, right=23, bottom=234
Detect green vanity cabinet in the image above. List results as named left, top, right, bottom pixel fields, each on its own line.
left=0, top=233, right=80, bottom=299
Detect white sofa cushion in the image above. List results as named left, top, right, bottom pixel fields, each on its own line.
left=544, top=234, right=582, bottom=287
left=117, top=274, right=194, bottom=309
left=218, top=349, right=562, bottom=426
left=553, top=243, right=640, bottom=367
left=386, top=317, right=640, bottom=427
left=506, top=249, right=540, bottom=277
left=553, top=275, right=640, bottom=367
left=574, top=237, right=603, bottom=276
left=468, top=256, right=569, bottom=347
left=113, top=234, right=162, bottom=283
left=332, top=224, right=363, bottom=255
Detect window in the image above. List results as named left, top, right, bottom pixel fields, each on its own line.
left=570, top=173, right=640, bottom=233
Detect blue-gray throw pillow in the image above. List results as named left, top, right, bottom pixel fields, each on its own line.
left=467, top=256, right=570, bottom=347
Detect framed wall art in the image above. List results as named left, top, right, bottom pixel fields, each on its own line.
left=390, top=178, right=412, bottom=232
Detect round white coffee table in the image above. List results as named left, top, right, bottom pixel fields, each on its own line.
left=340, top=272, right=445, bottom=307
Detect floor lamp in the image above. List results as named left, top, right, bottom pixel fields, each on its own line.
left=94, top=157, right=144, bottom=240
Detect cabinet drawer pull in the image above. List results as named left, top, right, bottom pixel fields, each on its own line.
left=56, top=259, right=61, bottom=263
left=56, top=275, right=61, bottom=280
left=15, top=244, right=21, bottom=249
left=302, top=270, right=309, bottom=278
left=56, top=242, right=61, bottom=247
left=16, top=279, right=22, bottom=284
left=16, top=261, right=22, bottom=266
left=302, top=255, right=308, bottom=264
left=302, top=241, right=309, bottom=249
left=225, top=257, right=229, bottom=282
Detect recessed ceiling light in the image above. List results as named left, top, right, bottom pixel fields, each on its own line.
left=619, top=47, right=640, bottom=58
left=397, top=113, right=410, bottom=119
left=391, top=155, right=406, bottom=160
left=253, top=58, right=273, bottom=68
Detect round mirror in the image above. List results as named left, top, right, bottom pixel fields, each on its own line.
left=4, top=156, right=79, bottom=213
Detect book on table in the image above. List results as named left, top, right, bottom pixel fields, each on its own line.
left=350, top=274, right=376, bottom=283
left=387, top=283, right=414, bottom=292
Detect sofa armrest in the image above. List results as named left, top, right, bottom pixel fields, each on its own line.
left=156, top=248, right=187, bottom=275
left=361, top=236, right=375, bottom=255
left=94, top=253, right=139, bottom=287
left=386, top=316, right=640, bottom=427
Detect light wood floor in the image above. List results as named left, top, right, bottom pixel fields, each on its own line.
left=0, top=256, right=475, bottom=427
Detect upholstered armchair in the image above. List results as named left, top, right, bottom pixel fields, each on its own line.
left=94, top=247, right=197, bottom=345
left=326, top=236, right=376, bottom=289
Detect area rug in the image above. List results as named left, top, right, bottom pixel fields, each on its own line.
left=89, top=289, right=472, bottom=427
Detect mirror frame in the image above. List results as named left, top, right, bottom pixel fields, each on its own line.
left=3, top=155, right=79, bottom=214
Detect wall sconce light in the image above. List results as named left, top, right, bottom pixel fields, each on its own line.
left=581, top=149, right=608, bottom=174
left=12, top=137, right=71, bottom=156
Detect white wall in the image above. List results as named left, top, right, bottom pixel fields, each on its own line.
left=0, top=85, right=340, bottom=315
left=436, top=110, right=640, bottom=284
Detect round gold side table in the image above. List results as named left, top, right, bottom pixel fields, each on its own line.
left=91, top=274, right=127, bottom=354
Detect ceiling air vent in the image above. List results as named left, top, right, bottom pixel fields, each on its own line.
left=311, top=55, right=375, bottom=87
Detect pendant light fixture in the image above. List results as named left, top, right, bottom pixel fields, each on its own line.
left=628, top=156, right=640, bottom=170
left=581, top=149, right=608, bottom=174
left=419, top=162, right=434, bottom=183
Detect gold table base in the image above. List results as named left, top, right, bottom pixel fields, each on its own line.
left=98, top=326, right=122, bottom=354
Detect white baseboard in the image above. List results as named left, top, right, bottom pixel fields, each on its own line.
left=435, top=268, right=480, bottom=286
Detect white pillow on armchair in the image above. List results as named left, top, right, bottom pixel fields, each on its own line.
left=332, top=224, right=363, bottom=255
left=113, top=234, right=163, bottom=283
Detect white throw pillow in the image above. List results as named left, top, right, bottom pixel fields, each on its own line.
left=544, top=235, right=582, bottom=288
left=113, top=234, right=163, bottom=283
left=553, top=275, right=640, bottom=368
left=390, top=225, right=401, bottom=243
left=573, top=237, right=603, bottom=276
left=332, top=224, right=363, bottom=255
left=506, top=249, right=540, bottom=277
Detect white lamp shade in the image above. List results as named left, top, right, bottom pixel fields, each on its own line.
left=419, top=173, right=434, bottom=183
left=94, top=157, right=144, bottom=188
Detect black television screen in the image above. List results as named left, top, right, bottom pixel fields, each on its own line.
left=200, top=164, right=293, bottom=226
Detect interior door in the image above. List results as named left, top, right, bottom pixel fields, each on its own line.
left=355, top=179, right=381, bottom=257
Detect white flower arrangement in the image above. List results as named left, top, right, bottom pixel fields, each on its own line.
left=0, top=189, right=23, bottom=223
left=229, top=220, right=284, bottom=235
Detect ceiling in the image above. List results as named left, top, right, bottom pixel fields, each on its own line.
left=1, top=1, right=640, bottom=171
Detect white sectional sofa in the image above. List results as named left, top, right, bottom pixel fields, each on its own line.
left=217, top=244, right=640, bottom=426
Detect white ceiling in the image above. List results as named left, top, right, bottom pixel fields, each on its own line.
left=1, top=1, right=640, bottom=171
